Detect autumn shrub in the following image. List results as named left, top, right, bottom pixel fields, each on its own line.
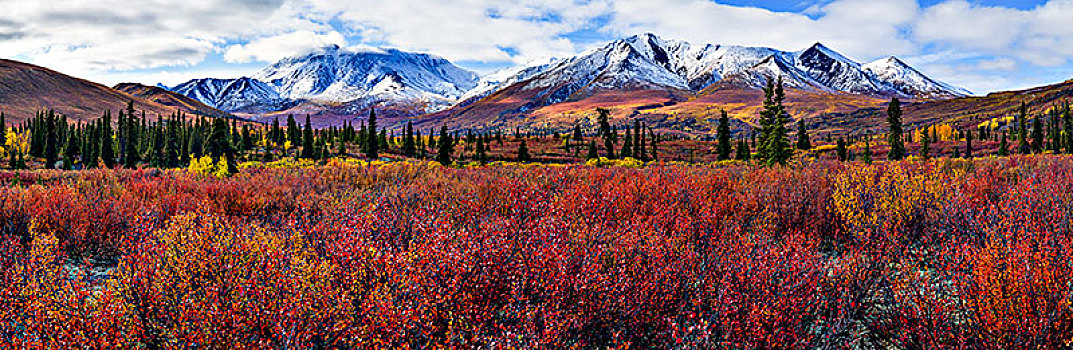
left=4, top=157, right=1073, bottom=348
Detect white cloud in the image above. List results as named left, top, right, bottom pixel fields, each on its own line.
left=223, top=31, right=346, bottom=63
left=605, top=0, right=920, bottom=62
left=2, top=0, right=1073, bottom=93
left=976, top=58, right=1018, bottom=71
left=915, top=0, right=1073, bottom=66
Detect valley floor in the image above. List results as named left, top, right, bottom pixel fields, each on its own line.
left=2, top=157, right=1072, bottom=348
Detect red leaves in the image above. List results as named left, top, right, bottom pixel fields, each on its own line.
left=4, top=158, right=1073, bottom=347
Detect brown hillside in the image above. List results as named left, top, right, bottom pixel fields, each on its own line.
left=0, top=59, right=176, bottom=124
left=113, top=83, right=232, bottom=119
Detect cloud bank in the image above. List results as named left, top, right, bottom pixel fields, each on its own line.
left=2, top=0, right=1071, bottom=93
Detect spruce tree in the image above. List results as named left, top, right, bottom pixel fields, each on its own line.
left=63, top=129, right=79, bottom=170
left=965, top=127, right=973, bottom=158
left=596, top=108, right=613, bottom=142
left=475, top=136, right=487, bottom=165
left=403, top=121, right=416, bottom=157
left=758, top=79, right=791, bottom=165
left=365, top=109, right=379, bottom=159
left=1018, top=102, right=1030, bottom=154
left=301, top=115, right=315, bottom=159
left=100, top=112, right=115, bottom=168
left=649, top=130, right=658, bottom=161
left=517, top=139, right=530, bottom=163
left=736, top=138, right=751, bottom=161
left=1064, top=104, right=1073, bottom=154
left=165, top=118, right=180, bottom=168
left=378, top=129, right=388, bottom=152
left=633, top=120, right=643, bottom=159
left=998, top=131, right=1009, bottom=156
left=208, top=117, right=236, bottom=174
left=83, top=124, right=98, bottom=169
left=862, top=138, right=873, bottom=165
left=796, top=119, right=811, bottom=150
left=125, top=112, right=141, bottom=166
left=620, top=126, right=633, bottom=159
left=887, top=98, right=905, bottom=160
left=435, top=125, right=453, bottom=165
left=586, top=140, right=598, bottom=160
left=0, top=111, right=5, bottom=146
left=920, top=126, right=931, bottom=160
left=1031, top=115, right=1044, bottom=153
left=44, top=111, right=58, bottom=169
left=717, top=110, right=732, bottom=160
left=836, top=137, right=848, bottom=162
left=286, top=114, right=299, bottom=149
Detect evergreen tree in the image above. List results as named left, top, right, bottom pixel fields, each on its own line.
left=717, top=110, right=732, bottom=160
left=63, top=128, right=79, bottom=170
left=735, top=138, right=751, bottom=161
left=365, top=109, right=379, bottom=159
left=378, top=129, right=388, bottom=152
left=633, top=120, right=643, bottom=159
left=100, top=112, right=115, bottom=168
left=887, top=98, right=905, bottom=160
left=1064, top=104, right=1073, bottom=154
left=286, top=114, right=300, bottom=149
left=1018, top=102, right=1031, bottom=154
left=0, top=111, right=5, bottom=146
left=475, top=136, right=487, bottom=165
left=165, top=118, right=180, bottom=168
left=403, top=121, right=416, bottom=157
left=517, top=139, right=530, bottom=163
left=82, top=124, right=98, bottom=169
left=758, top=79, right=791, bottom=165
left=603, top=129, right=616, bottom=159
left=435, top=125, right=453, bottom=165
left=862, top=138, right=873, bottom=165
left=596, top=108, right=614, bottom=142
left=836, top=137, right=848, bottom=162
left=124, top=113, right=140, bottom=168
left=920, top=126, right=931, bottom=160
left=44, top=111, right=58, bottom=169
left=586, top=140, right=598, bottom=160
left=620, top=126, right=633, bottom=159
left=999, top=130, right=1009, bottom=156
left=8, top=145, right=15, bottom=169
left=649, top=130, right=658, bottom=161
left=271, top=118, right=283, bottom=145
left=208, top=117, right=236, bottom=174
left=301, top=115, right=315, bottom=159
left=965, top=127, right=973, bottom=158
left=796, top=119, right=811, bottom=150
left=1031, top=115, right=1045, bottom=153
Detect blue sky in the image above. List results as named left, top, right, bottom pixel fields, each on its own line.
left=3, top=0, right=1072, bottom=94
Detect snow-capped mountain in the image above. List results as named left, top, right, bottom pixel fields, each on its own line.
left=490, top=33, right=967, bottom=103
left=863, top=56, right=973, bottom=98
left=459, top=57, right=560, bottom=103
left=170, top=77, right=287, bottom=113
left=254, top=45, right=479, bottom=110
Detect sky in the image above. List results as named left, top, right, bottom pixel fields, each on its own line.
left=1, top=0, right=1072, bottom=95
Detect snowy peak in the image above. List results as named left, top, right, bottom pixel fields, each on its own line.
left=863, top=56, right=972, bottom=98
left=254, top=45, right=479, bottom=107
left=170, top=77, right=285, bottom=113
left=486, top=34, right=968, bottom=104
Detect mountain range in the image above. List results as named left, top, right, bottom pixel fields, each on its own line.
left=160, top=33, right=967, bottom=130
